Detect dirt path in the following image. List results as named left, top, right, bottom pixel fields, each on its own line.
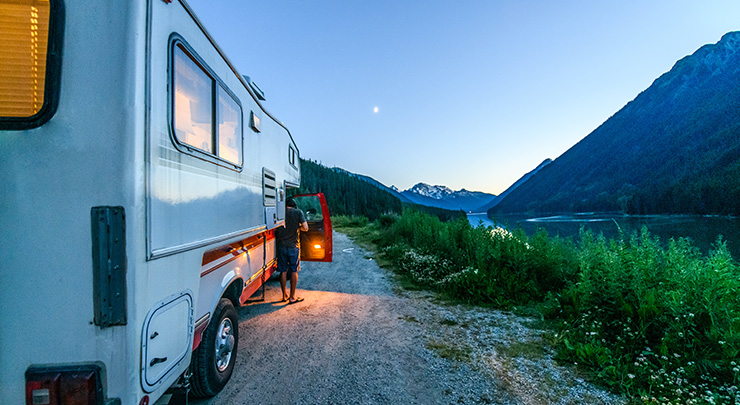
left=191, top=232, right=625, bottom=404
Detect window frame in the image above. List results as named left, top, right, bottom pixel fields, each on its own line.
left=0, top=0, right=65, bottom=130
left=288, top=145, right=297, bottom=168
left=215, top=83, right=243, bottom=165
left=169, top=36, right=244, bottom=171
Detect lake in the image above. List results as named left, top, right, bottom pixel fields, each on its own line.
left=467, top=212, right=740, bottom=259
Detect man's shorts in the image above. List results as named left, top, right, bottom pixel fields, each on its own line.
left=276, top=246, right=300, bottom=275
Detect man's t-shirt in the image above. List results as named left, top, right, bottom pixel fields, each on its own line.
left=276, top=207, right=306, bottom=248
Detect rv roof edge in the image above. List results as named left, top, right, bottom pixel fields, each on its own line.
left=179, top=0, right=287, bottom=143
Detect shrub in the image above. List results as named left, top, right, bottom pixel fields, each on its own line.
left=550, top=229, right=740, bottom=403
left=380, top=209, right=576, bottom=306
left=377, top=213, right=398, bottom=227
left=332, top=215, right=369, bottom=228
left=372, top=211, right=739, bottom=403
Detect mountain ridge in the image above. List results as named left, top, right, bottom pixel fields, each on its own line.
left=400, top=183, right=496, bottom=212
left=324, top=167, right=496, bottom=213
left=490, top=31, right=740, bottom=216
left=476, top=159, right=552, bottom=213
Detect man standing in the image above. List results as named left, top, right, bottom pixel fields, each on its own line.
left=275, top=197, right=309, bottom=304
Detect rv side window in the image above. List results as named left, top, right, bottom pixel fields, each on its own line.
left=174, top=45, right=214, bottom=153
left=172, top=42, right=243, bottom=167
left=217, top=85, right=242, bottom=165
left=0, top=0, right=62, bottom=129
left=288, top=145, right=297, bottom=167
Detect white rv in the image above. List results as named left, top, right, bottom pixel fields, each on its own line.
left=0, top=0, right=333, bottom=403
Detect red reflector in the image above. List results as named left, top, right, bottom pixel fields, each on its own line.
left=61, top=371, right=97, bottom=405
left=26, top=373, right=60, bottom=405
left=27, top=366, right=101, bottom=405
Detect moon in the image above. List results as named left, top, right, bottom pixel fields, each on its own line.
left=373, top=106, right=379, bottom=113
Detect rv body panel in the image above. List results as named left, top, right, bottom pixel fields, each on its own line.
left=0, top=0, right=300, bottom=403
left=1, top=1, right=147, bottom=402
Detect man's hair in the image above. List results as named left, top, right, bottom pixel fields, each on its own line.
left=286, top=198, right=297, bottom=208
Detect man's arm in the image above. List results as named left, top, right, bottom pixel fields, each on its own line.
left=297, top=209, right=309, bottom=232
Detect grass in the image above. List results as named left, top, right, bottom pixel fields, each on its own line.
left=426, top=338, right=473, bottom=363
left=496, top=340, right=548, bottom=360
left=399, top=314, right=419, bottom=323
left=334, top=209, right=740, bottom=404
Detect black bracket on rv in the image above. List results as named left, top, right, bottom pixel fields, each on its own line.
left=91, top=206, right=127, bottom=328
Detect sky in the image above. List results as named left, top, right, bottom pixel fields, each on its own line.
left=186, top=0, right=740, bottom=195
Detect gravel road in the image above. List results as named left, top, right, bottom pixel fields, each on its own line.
left=191, top=232, right=626, bottom=405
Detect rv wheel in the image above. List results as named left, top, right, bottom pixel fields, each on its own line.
left=191, top=298, right=239, bottom=397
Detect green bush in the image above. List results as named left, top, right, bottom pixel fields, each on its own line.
left=377, top=213, right=399, bottom=227
left=380, top=209, right=575, bottom=306
left=550, top=229, right=740, bottom=403
left=332, top=215, right=369, bottom=229
left=371, top=210, right=740, bottom=403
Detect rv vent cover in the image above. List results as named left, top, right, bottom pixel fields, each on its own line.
left=263, top=168, right=277, bottom=207
left=242, top=75, right=266, bottom=100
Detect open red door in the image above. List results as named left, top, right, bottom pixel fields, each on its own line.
left=293, top=193, right=333, bottom=262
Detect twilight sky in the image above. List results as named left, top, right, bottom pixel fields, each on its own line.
left=186, top=0, right=740, bottom=195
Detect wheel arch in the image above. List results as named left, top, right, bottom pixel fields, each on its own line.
left=222, top=278, right=244, bottom=307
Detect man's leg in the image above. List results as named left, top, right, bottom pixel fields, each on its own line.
left=277, top=248, right=289, bottom=301
left=280, top=271, right=288, bottom=301
left=288, top=248, right=302, bottom=303
left=289, top=271, right=297, bottom=301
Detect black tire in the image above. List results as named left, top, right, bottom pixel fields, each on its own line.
left=191, top=298, right=238, bottom=397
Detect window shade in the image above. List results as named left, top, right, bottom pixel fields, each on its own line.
left=0, top=0, right=50, bottom=117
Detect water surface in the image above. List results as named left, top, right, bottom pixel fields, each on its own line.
left=468, top=213, right=740, bottom=259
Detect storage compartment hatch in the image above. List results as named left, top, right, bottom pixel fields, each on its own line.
left=141, top=291, right=194, bottom=392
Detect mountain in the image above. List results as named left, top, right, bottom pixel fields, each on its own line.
left=329, top=167, right=414, bottom=203
left=476, top=159, right=552, bottom=212
left=407, top=183, right=454, bottom=199
left=326, top=166, right=492, bottom=212
left=490, top=32, right=740, bottom=216
left=298, top=160, right=464, bottom=221
left=295, top=160, right=402, bottom=220
left=355, top=174, right=414, bottom=204
left=401, top=183, right=496, bottom=212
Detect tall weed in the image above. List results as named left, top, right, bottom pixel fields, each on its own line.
left=381, top=209, right=575, bottom=306
left=332, top=214, right=369, bottom=228
left=551, top=229, right=740, bottom=403
left=374, top=210, right=739, bottom=403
